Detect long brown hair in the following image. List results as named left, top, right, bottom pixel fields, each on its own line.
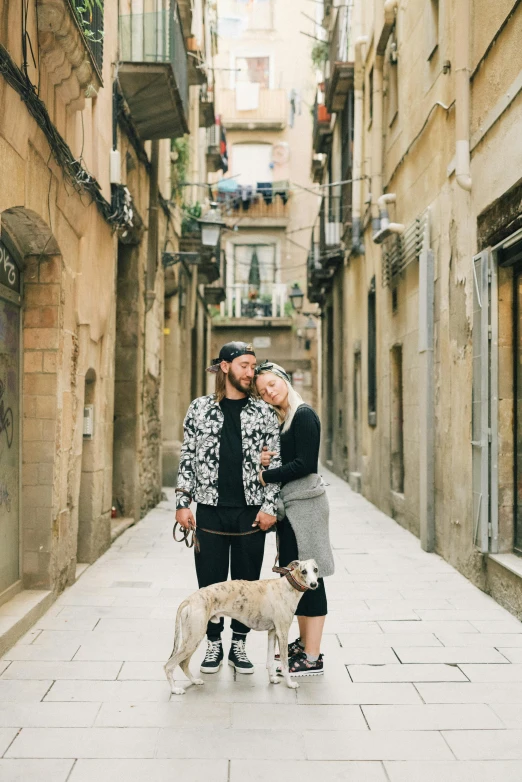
left=214, top=368, right=227, bottom=403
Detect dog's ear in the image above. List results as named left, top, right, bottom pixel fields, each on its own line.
left=286, top=560, right=300, bottom=570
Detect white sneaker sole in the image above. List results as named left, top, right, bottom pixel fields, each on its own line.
left=200, top=661, right=223, bottom=674
left=228, top=659, right=255, bottom=674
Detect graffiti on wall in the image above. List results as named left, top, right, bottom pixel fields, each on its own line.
left=0, top=483, right=11, bottom=513
left=0, top=379, right=13, bottom=449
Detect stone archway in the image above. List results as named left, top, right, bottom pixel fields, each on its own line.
left=1, top=207, right=64, bottom=591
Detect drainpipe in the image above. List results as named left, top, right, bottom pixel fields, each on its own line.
left=455, top=0, right=472, bottom=191
left=372, top=193, right=405, bottom=244
left=146, top=140, right=160, bottom=312
left=351, top=35, right=368, bottom=256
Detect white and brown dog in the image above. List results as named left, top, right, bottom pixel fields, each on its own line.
left=164, top=559, right=319, bottom=695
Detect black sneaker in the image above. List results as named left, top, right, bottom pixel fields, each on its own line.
left=228, top=637, right=254, bottom=674
left=277, top=651, right=324, bottom=677
left=200, top=639, right=223, bottom=674
left=275, top=637, right=304, bottom=661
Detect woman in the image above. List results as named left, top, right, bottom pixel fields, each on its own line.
left=255, top=361, right=334, bottom=677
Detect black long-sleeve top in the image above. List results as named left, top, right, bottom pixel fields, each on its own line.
left=262, top=404, right=320, bottom=486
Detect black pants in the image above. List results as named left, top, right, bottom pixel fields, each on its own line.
left=195, top=505, right=265, bottom=639
left=278, top=516, right=328, bottom=617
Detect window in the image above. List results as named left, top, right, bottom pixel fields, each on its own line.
left=368, top=277, right=377, bottom=426
left=235, top=56, right=270, bottom=87
left=231, top=143, right=272, bottom=185
left=237, top=0, right=273, bottom=30
left=387, top=35, right=398, bottom=126
left=427, top=0, right=439, bottom=60
left=390, top=344, right=404, bottom=493
left=231, top=244, right=278, bottom=318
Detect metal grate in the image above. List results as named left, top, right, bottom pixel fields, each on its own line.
left=382, top=211, right=427, bottom=287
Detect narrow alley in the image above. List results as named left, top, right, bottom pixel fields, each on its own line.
left=1, top=469, right=522, bottom=780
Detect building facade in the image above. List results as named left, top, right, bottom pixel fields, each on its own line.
left=311, top=0, right=522, bottom=614
left=0, top=0, right=217, bottom=653
left=208, top=0, right=321, bottom=406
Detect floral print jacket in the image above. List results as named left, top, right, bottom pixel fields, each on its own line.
left=176, top=394, right=282, bottom=515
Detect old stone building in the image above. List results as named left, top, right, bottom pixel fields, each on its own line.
left=311, top=0, right=522, bottom=614
left=0, top=0, right=217, bottom=653
left=207, top=0, right=321, bottom=407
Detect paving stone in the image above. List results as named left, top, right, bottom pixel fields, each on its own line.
left=442, top=729, right=522, bottom=760
left=1, top=662, right=122, bottom=680
left=337, top=633, right=443, bottom=648
left=296, top=682, right=422, bottom=705
left=459, top=664, right=522, bottom=682
left=416, top=682, right=522, bottom=704
left=230, top=703, right=368, bottom=730
left=0, top=759, right=74, bottom=782
left=95, top=701, right=231, bottom=728
left=348, top=664, right=468, bottom=683
left=0, top=680, right=53, bottom=702
left=5, top=727, right=159, bottom=758
left=69, top=759, right=229, bottom=782
left=230, top=760, right=388, bottom=782
left=384, top=760, right=522, bottom=781
left=0, top=702, right=100, bottom=727
left=362, top=704, right=503, bottom=731
left=0, top=729, right=18, bottom=756
left=304, top=729, right=454, bottom=760
left=43, top=680, right=172, bottom=703
left=393, top=647, right=508, bottom=664
left=154, top=727, right=305, bottom=759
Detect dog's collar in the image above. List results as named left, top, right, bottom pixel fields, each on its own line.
left=272, top=565, right=309, bottom=593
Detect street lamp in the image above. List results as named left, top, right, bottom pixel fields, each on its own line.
left=288, top=282, right=305, bottom=312
left=305, top=315, right=317, bottom=342
left=200, top=202, right=225, bottom=248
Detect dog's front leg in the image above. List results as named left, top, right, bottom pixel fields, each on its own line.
left=267, top=629, right=279, bottom=684
left=276, top=628, right=299, bottom=689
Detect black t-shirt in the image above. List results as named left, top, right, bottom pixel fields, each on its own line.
left=217, top=396, right=249, bottom=506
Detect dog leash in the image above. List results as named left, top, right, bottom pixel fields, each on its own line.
left=173, top=522, right=262, bottom=554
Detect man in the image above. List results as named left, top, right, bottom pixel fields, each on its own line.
left=176, top=341, right=281, bottom=674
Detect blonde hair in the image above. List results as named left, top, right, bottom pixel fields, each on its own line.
left=255, top=368, right=304, bottom=433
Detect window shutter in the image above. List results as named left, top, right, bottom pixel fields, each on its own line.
left=471, top=251, right=490, bottom=553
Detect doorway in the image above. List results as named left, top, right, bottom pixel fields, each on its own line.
left=514, top=264, right=522, bottom=552
left=0, top=238, right=22, bottom=597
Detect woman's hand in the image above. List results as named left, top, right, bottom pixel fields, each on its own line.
left=260, top=445, right=277, bottom=467
left=259, top=471, right=266, bottom=487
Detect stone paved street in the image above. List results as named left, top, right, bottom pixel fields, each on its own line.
left=2, top=469, right=522, bottom=780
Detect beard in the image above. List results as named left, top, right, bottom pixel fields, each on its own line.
left=227, top=366, right=252, bottom=394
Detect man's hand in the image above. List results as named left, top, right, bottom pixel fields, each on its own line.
left=260, top=445, right=277, bottom=467
left=252, top=511, right=277, bottom=531
left=176, top=508, right=196, bottom=530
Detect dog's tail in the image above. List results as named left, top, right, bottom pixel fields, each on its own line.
left=169, top=599, right=189, bottom=658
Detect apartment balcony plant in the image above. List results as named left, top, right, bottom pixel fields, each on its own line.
left=199, top=86, right=215, bottom=128
left=325, top=5, right=354, bottom=113
left=219, top=282, right=291, bottom=323
left=36, top=0, right=104, bottom=108
left=219, top=88, right=287, bottom=130
left=119, top=3, right=189, bottom=139
left=319, top=193, right=345, bottom=268
left=312, top=92, right=332, bottom=154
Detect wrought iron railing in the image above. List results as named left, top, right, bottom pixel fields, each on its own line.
left=381, top=213, right=427, bottom=287
left=119, top=5, right=188, bottom=118
left=223, top=283, right=287, bottom=319
left=328, top=4, right=352, bottom=67
left=70, top=0, right=104, bottom=76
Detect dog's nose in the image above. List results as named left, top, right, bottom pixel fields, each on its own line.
left=310, top=581, right=318, bottom=589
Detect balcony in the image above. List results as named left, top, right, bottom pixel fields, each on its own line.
left=217, top=283, right=290, bottom=323
left=319, top=193, right=345, bottom=268
left=176, top=230, right=221, bottom=284
left=312, top=95, right=332, bottom=154
left=307, top=233, right=331, bottom=307
left=206, top=124, right=223, bottom=172
left=219, top=88, right=287, bottom=130
left=199, top=86, right=215, bottom=128
left=118, top=6, right=189, bottom=140
left=37, top=0, right=103, bottom=109
left=325, top=5, right=354, bottom=113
